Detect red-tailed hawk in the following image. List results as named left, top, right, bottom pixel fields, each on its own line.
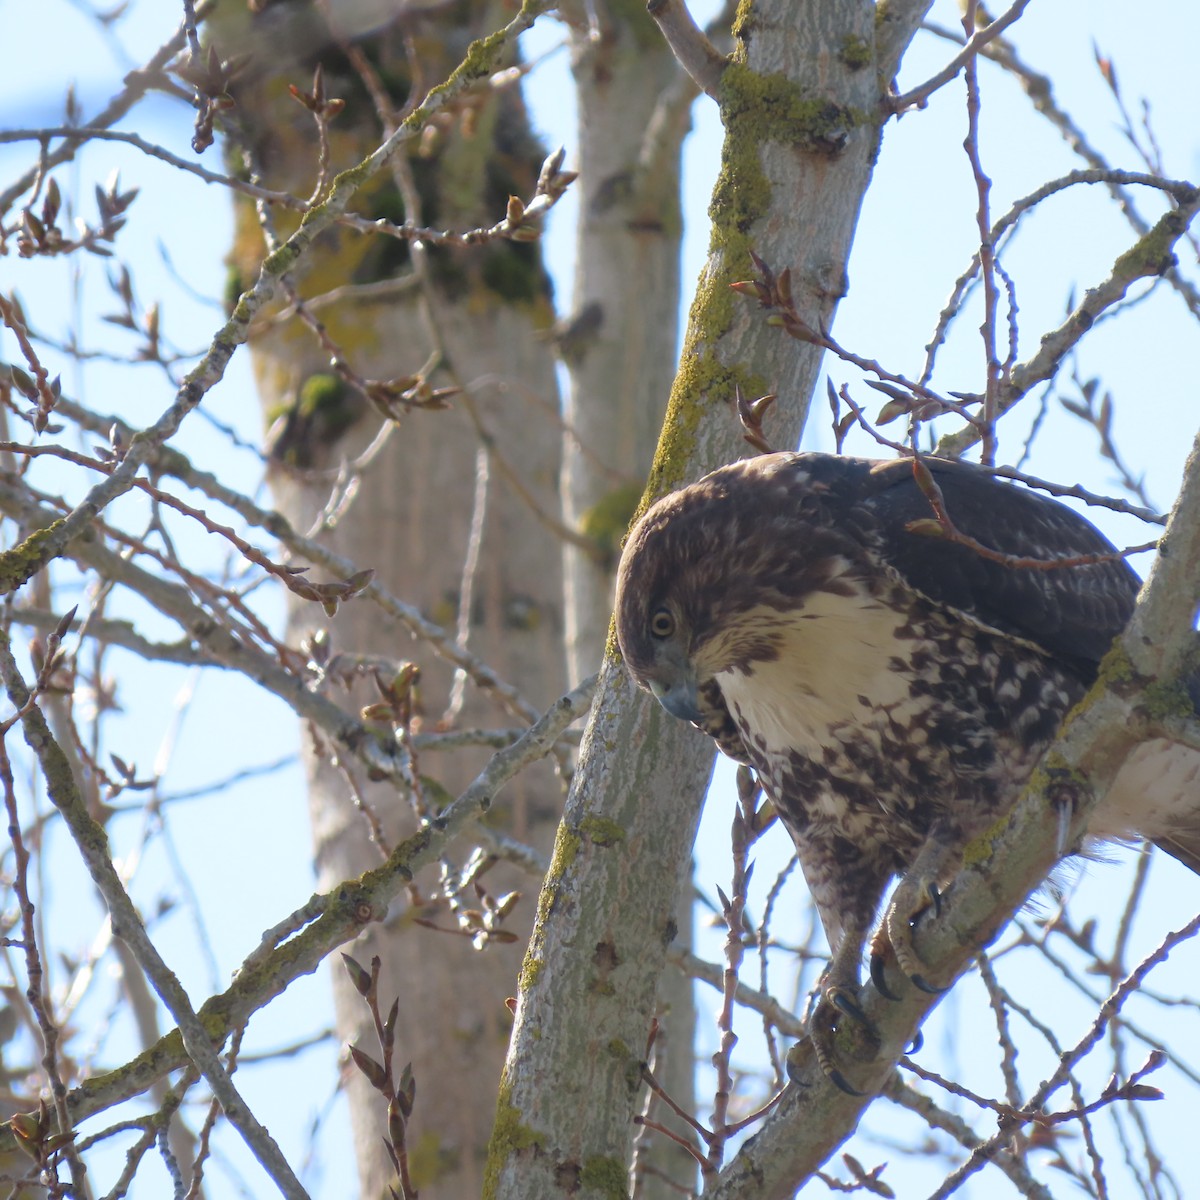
left=615, top=451, right=1199, bottom=1090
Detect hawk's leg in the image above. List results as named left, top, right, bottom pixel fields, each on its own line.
left=806, top=913, right=881, bottom=1095
left=873, top=827, right=967, bottom=995
left=793, top=832, right=893, bottom=1092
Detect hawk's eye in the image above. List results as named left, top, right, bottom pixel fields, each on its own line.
left=649, top=607, right=675, bottom=639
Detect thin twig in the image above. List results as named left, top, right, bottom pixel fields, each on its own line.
left=960, top=0, right=1001, bottom=465
left=0, top=0, right=555, bottom=600
left=0, top=2, right=217, bottom=212
left=0, top=630, right=312, bottom=1199
left=646, top=0, right=726, bottom=100
left=890, top=0, right=1034, bottom=112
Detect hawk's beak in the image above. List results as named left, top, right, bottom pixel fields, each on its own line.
left=649, top=674, right=703, bottom=724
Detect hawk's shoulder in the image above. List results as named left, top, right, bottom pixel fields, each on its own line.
left=778, top=452, right=1140, bottom=674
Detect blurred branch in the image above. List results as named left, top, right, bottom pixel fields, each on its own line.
left=883, top=1076, right=1055, bottom=1200
left=0, top=472, right=403, bottom=781
left=0, top=126, right=300, bottom=208
left=890, top=0, right=1033, bottom=113
left=0, top=672, right=595, bottom=1153
left=924, top=15, right=1200, bottom=320
left=37, top=391, right=556, bottom=728
left=922, top=168, right=1194, bottom=393
left=0, top=629, right=311, bottom=1199
left=0, top=0, right=554, bottom=598
left=668, top=945, right=805, bottom=1038
left=647, top=0, right=726, bottom=99
left=0, top=2, right=216, bottom=213
left=1, top=440, right=372, bottom=612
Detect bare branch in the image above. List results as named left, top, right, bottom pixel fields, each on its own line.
left=22, top=391, right=554, bottom=728
left=647, top=0, right=727, bottom=100
left=0, top=673, right=595, bottom=1153
left=937, top=184, right=1200, bottom=457
left=0, top=1, right=216, bottom=212
left=0, top=0, right=554, bottom=598
left=890, top=0, right=1034, bottom=113
left=0, top=630, right=311, bottom=1199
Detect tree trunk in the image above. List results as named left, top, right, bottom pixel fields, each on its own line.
left=486, top=2, right=933, bottom=1196
left=557, top=5, right=697, bottom=1195
left=559, top=1, right=692, bottom=684
left=219, top=5, right=566, bottom=1196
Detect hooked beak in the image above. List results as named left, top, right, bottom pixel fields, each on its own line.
left=649, top=673, right=703, bottom=723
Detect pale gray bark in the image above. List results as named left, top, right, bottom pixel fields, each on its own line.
left=216, top=5, right=568, bottom=1195
left=281, top=307, right=565, bottom=1200
left=559, top=2, right=691, bottom=688
left=556, top=6, right=697, bottom=1195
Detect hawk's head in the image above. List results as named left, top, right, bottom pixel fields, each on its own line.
left=615, top=456, right=853, bottom=723
left=613, top=478, right=712, bottom=722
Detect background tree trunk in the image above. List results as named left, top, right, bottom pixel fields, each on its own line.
left=557, top=4, right=697, bottom=1194
left=559, top=1, right=692, bottom=683
left=220, top=5, right=567, bottom=1195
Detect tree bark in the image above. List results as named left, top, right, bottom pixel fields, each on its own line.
left=558, top=1, right=692, bottom=685
left=556, top=4, right=697, bottom=1195
left=218, top=5, right=567, bottom=1196
left=487, top=1, right=931, bottom=1196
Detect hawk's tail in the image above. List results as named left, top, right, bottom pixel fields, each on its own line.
left=1153, top=832, right=1200, bottom=877
left=1090, top=738, right=1200, bottom=875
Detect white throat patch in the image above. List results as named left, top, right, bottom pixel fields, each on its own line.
left=714, top=591, right=913, bottom=757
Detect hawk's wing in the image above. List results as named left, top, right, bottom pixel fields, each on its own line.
left=844, top=456, right=1141, bottom=676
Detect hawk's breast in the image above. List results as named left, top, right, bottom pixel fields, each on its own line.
left=710, top=576, right=1079, bottom=845
left=713, top=587, right=918, bottom=762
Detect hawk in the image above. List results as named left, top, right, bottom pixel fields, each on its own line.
left=615, top=451, right=1199, bottom=1089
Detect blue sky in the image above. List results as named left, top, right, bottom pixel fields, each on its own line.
left=2, top=1, right=1198, bottom=1195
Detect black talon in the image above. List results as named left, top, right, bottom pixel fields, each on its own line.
left=927, top=881, right=942, bottom=919
left=905, top=1029, right=924, bottom=1055
left=909, top=972, right=949, bottom=995
left=870, top=952, right=901, bottom=1001
left=828, top=1068, right=866, bottom=1097
left=829, top=988, right=871, bottom=1028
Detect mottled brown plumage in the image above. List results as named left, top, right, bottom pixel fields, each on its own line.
left=615, top=451, right=1197, bottom=1089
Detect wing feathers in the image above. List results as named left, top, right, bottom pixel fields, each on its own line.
left=840, top=456, right=1140, bottom=671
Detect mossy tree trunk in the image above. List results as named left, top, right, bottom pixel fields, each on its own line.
left=486, top=2, right=934, bottom=1197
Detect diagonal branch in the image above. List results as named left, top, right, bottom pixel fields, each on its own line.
left=938, top=188, right=1200, bottom=458
left=0, top=673, right=595, bottom=1152
left=647, top=0, right=727, bottom=99
left=37, top=392, right=552, bottom=728
left=0, top=631, right=311, bottom=1199
left=0, top=2, right=217, bottom=213
left=889, top=0, right=1034, bottom=113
